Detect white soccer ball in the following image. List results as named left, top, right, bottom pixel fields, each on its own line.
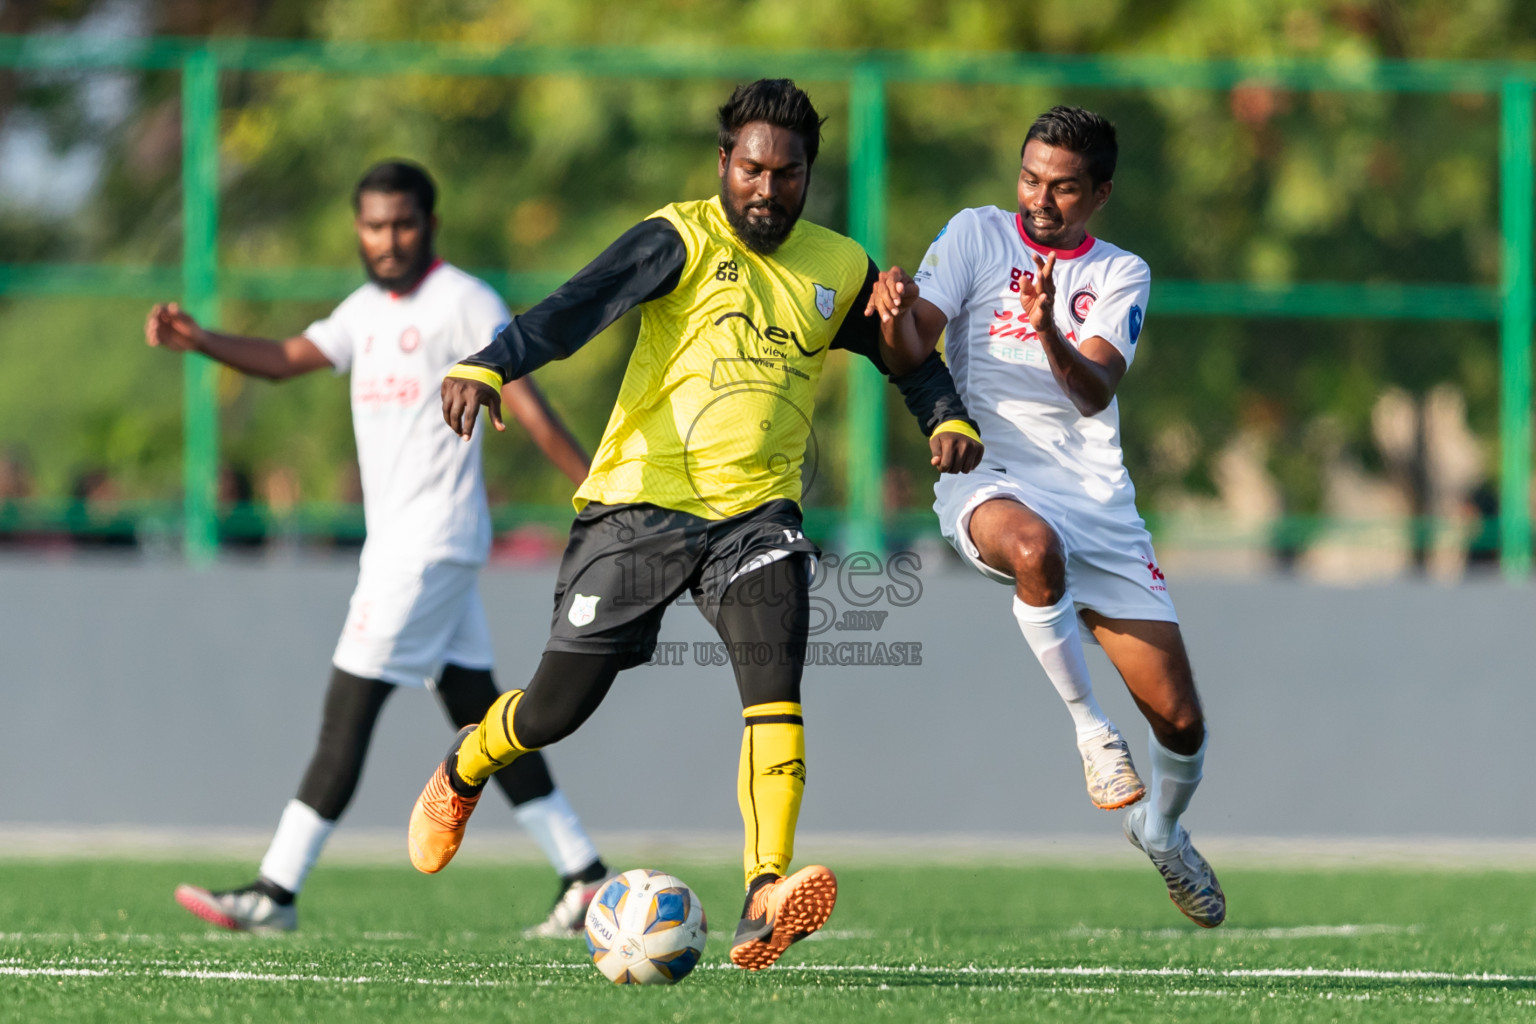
left=583, top=869, right=707, bottom=985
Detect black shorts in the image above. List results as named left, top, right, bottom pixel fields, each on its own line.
left=544, top=500, right=820, bottom=669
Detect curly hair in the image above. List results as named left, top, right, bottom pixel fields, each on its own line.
left=718, top=79, right=826, bottom=165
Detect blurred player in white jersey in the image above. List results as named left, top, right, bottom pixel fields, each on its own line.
left=146, top=161, right=612, bottom=936
left=871, top=107, right=1223, bottom=927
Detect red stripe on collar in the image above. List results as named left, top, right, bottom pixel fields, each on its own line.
left=1015, top=214, right=1095, bottom=260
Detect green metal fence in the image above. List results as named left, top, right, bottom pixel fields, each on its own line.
left=1, top=37, right=1531, bottom=575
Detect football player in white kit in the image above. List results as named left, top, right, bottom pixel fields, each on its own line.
left=872, top=107, right=1223, bottom=927
left=147, top=161, right=613, bottom=936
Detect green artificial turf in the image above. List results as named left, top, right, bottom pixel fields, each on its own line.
left=3, top=858, right=1535, bottom=1022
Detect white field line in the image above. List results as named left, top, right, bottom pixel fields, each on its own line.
left=1061, top=924, right=1420, bottom=940
left=4, top=957, right=1536, bottom=991
left=0, top=922, right=1412, bottom=944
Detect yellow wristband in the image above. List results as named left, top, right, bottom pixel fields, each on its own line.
left=932, top=419, right=981, bottom=443
left=445, top=364, right=504, bottom=390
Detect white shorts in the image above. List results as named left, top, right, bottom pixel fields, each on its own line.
left=331, top=560, right=495, bottom=687
left=935, top=470, right=1178, bottom=624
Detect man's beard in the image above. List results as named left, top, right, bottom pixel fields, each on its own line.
left=721, top=188, right=802, bottom=256
left=361, top=239, right=435, bottom=292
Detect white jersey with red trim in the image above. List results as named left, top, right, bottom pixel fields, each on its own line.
left=914, top=205, right=1151, bottom=509
left=304, top=260, right=505, bottom=567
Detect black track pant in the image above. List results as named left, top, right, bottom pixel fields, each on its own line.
left=294, top=664, right=557, bottom=821
left=512, top=555, right=810, bottom=749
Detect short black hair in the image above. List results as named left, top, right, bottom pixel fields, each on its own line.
left=718, top=79, right=826, bottom=165
left=1023, top=106, right=1118, bottom=185
left=353, top=160, right=436, bottom=217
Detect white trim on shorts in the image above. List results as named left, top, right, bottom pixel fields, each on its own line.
left=936, top=470, right=1179, bottom=625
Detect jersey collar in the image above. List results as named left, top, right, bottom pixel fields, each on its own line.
left=1015, top=214, right=1095, bottom=260
left=387, top=257, right=444, bottom=300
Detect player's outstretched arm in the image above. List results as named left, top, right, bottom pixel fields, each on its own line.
left=501, top=377, right=591, bottom=485
left=830, top=312, right=982, bottom=475
left=1020, top=253, right=1126, bottom=417
left=863, top=266, right=945, bottom=376
left=441, top=219, right=686, bottom=441
left=447, top=219, right=686, bottom=388
left=144, top=302, right=332, bottom=381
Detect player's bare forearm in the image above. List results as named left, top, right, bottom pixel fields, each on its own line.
left=1037, top=323, right=1121, bottom=418
left=865, top=268, right=930, bottom=376
left=199, top=332, right=331, bottom=381
left=502, top=378, right=591, bottom=486
left=145, top=303, right=328, bottom=381
left=878, top=310, right=927, bottom=376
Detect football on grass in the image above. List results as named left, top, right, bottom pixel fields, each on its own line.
left=583, top=869, right=707, bottom=984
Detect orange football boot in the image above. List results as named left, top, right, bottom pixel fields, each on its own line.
left=729, top=864, right=838, bottom=970
left=408, top=725, right=484, bottom=873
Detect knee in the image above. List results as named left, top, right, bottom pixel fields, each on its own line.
left=1157, top=705, right=1205, bottom=754
left=1005, top=525, right=1065, bottom=599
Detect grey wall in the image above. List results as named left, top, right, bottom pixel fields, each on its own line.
left=2, top=556, right=1531, bottom=839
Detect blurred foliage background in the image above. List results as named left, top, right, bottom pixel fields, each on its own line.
left=2, top=0, right=1535, bottom=567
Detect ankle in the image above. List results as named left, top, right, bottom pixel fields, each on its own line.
left=746, top=872, right=779, bottom=896
left=445, top=757, right=485, bottom=798
left=253, top=877, right=296, bottom=906
left=564, top=859, right=609, bottom=886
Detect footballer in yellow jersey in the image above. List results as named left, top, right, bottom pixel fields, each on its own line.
left=410, top=79, right=984, bottom=971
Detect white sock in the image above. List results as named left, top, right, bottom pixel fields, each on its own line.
left=514, top=788, right=602, bottom=878
left=257, top=800, right=335, bottom=894
left=1011, top=593, right=1111, bottom=742
left=1143, top=728, right=1206, bottom=851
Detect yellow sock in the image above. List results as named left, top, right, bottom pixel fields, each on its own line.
left=455, top=689, right=536, bottom=786
left=738, top=701, right=805, bottom=886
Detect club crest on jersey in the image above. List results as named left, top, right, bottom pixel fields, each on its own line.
left=1129, top=304, right=1144, bottom=344
left=813, top=283, right=836, bottom=320
left=399, top=326, right=421, bottom=353
left=567, top=593, right=600, bottom=627
left=1069, top=286, right=1097, bottom=325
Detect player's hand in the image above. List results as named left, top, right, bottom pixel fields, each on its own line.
left=442, top=377, right=504, bottom=441
left=145, top=302, right=207, bottom=353
left=1020, top=252, right=1057, bottom=334
left=864, top=266, right=919, bottom=323
left=930, top=431, right=984, bottom=474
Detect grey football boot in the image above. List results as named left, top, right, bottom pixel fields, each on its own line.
left=1123, top=803, right=1226, bottom=927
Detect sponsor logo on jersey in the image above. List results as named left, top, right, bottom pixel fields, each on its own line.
left=1144, top=555, right=1167, bottom=591
left=762, top=757, right=807, bottom=782
left=1129, top=304, right=1144, bottom=343
left=357, top=374, right=423, bottom=408
left=987, top=342, right=1051, bottom=366
left=399, top=326, right=421, bottom=353
left=813, top=283, right=836, bottom=320
left=988, top=307, right=1036, bottom=342
left=567, top=593, right=601, bottom=627
left=1070, top=286, right=1097, bottom=325
left=714, top=311, right=824, bottom=358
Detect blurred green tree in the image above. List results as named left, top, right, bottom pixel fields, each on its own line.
left=2, top=0, right=1534, bottom=547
